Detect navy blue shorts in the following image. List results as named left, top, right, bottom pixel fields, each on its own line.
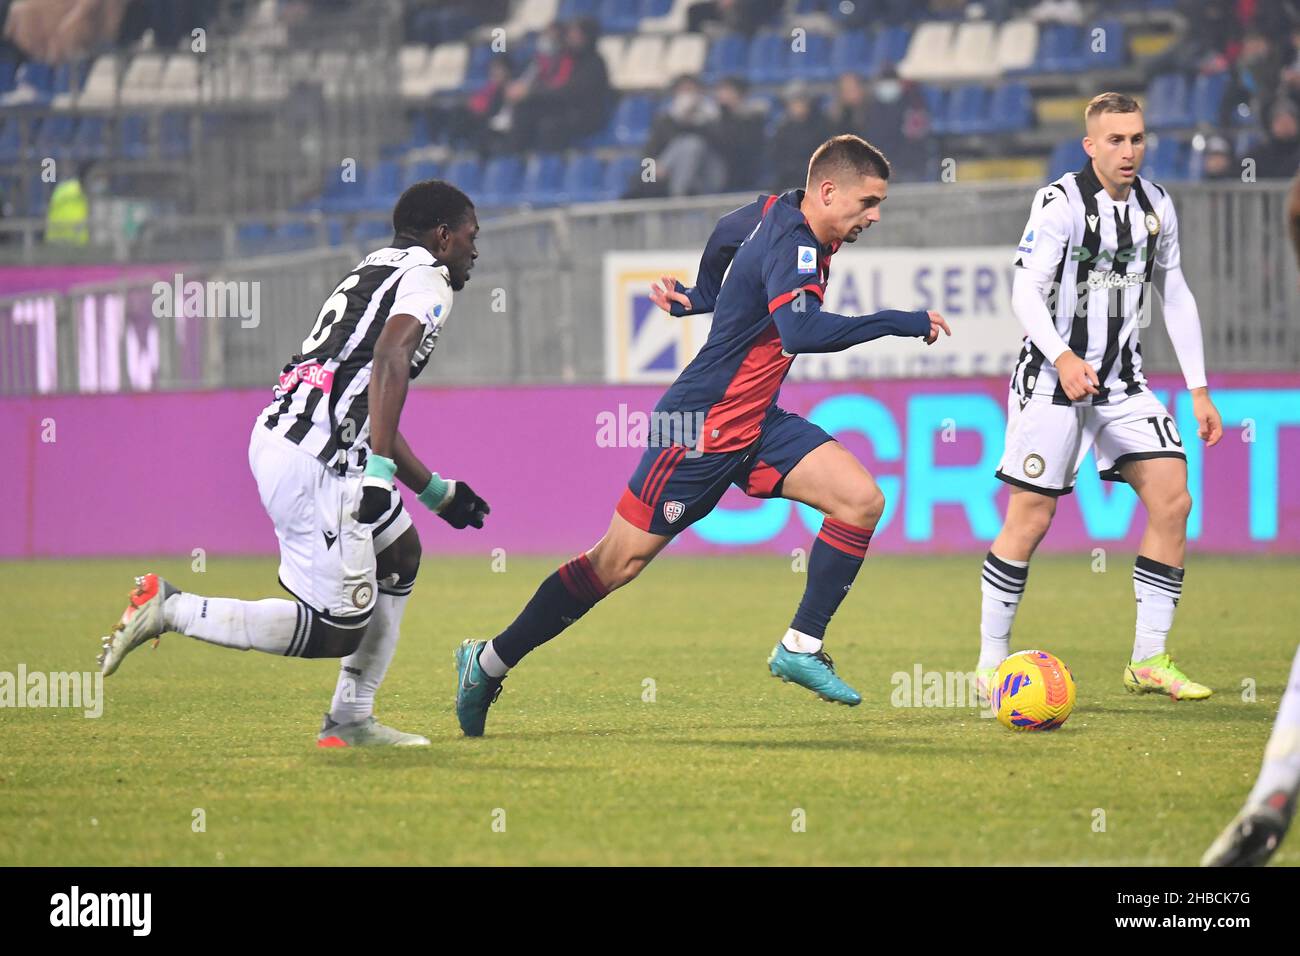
left=616, top=406, right=833, bottom=536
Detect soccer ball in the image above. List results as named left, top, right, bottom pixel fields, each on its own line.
left=990, top=650, right=1076, bottom=731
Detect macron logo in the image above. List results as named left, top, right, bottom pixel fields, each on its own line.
left=50, top=886, right=151, bottom=936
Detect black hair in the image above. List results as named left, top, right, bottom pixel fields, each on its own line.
left=392, top=179, right=475, bottom=238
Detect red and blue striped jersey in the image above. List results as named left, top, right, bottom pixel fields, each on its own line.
left=657, top=189, right=930, bottom=453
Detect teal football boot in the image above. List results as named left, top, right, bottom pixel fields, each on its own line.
left=768, top=642, right=862, bottom=706
left=455, top=639, right=505, bottom=737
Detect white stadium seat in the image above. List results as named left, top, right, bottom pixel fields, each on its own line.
left=503, top=0, right=559, bottom=38
left=620, top=35, right=668, bottom=90
left=896, top=21, right=953, bottom=82
left=425, top=43, right=469, bottom=94
left=74, top=55, right=119, bottom=107
left=664, top=33, right=708, bottom=78
left=160, top=55, right=200, bottom=104
left=400, top=45, right=431, bottom=98
left=947, top=21, right=1000, bottom=81
left=996, top=19, right=1039, bottom=74
left=119, top=53, right=168, bottom=105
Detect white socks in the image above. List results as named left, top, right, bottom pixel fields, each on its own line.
left=781, top=627, right=822, bottom=654
left=329, top=591, right=408, bottom=725
left=1247, top=644, right=1300, bottom=807
left=1132, top=555, right=1183, bottom=662
left=479, top=640, right=510, bottom=678
left=165, top=592, right=299, bottom=654
left=978, top=553, right=1028, bottom=670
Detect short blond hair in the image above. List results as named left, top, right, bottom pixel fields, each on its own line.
left=1085, top=92, right=1142, bottom=123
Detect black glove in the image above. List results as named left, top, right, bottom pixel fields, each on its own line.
left=438, top=480, right=490, bottom=530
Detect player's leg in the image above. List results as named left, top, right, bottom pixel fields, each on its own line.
left=977, top=397, right=1082, bottom=695
left=99, top=429, right=371, bottom=676
left=456, top=442, right=736, bottom=736
left=320, top=512, right=430, bottom=747
left=455, top=511, right=671, bottom=736
left=1203, top=643, right=1300, bottom=866
left=1095, top=394, right=1209, bottom=699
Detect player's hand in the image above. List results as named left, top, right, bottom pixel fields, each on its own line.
left=437, top=480, right=490, bottom=530
left=648, top=276, right=691, bottom=314
left=925, top=310, right=951, bottom=345
left=1192, top=388, right=1223, bottom=447
left=1054, top=351, right=1100, bottom=401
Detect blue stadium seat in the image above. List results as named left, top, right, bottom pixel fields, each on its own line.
left=701, top=33, right=748, bottom=83
left=1192, top=72, right=1228, bottom=126
left=52, top=61, right=86, bottom=97
left=362, top=161, right=402, bottom=205
left=14, top=60, right=54, bottom=98
left=0, top=56, right=18, bottom=94
left=599, top=0, right=642, bottom=33
left=0, top=119, right=23, bottom=163
left=612, top=93, right=654, bottom=146
left=1047, top=138, right=1088, bottom=180
left=747, top=30, right=790, bottom=85
left=947, top=85, right=989, bottom=136
left=640, top=0, right=672, bottom=17
left=599, top=154, right=640, bottom=200
left=37, top=116, right=77, bottom=159
left=1089, top=19, right=1126, bottom=69
left=988, top=83, right=1033, bottom=134
left=1147, top=137, right=1188, bottom=182
left=789, top=34, right=834, bottom=82
left=444, top=157, right=483, bottom=195
left=355, top=219, right=392, bottom=243
left=117, top=114, right=150, bottom=159
left=1038, top=25, right=1085, bottom=73
left=477, top=156, right=525, bottom=206
left=922, top=86, right=948, bottom=134
left=460, top=43, right=493, bottom=92
left=521, top=152, right=566, bottom=205
left=276, top=221, right=317, bottom=249
left=406, top=159, right=443, bottom=185
left=558, top=153, right=604, bottom=203
left=159, top=112, right=190, bottom=159
left=1146, top=73, right=1191, bottom=129
left=870, top=26, right=911, bottom=77
left=559, top=0, right=600, bottom=19
left=70, top=117, right=109, bottom=161
left=830, top=30, right=873, bottom=77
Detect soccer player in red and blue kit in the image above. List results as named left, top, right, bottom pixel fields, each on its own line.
left=455, top=134, right=950, bottom=736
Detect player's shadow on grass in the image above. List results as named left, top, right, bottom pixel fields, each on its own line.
left=1081, top=703, right=1269, bottom=722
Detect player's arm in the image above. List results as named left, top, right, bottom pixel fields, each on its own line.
left=763, top=228, right=947, bottom=353
left=649, top=197, right=766, bottom=315
left=1012, top=185, right=1096, bottom=401
left=1152, top=194, right=1221, bottom=446
left=356, top=268, right=489, bottom=528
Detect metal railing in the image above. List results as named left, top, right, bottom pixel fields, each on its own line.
left=2, top=180, right=1296, bottom=395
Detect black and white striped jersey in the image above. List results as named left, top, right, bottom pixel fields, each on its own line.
left=259, top=243, right=453, bottom=472
left=1009, top=162, right=1183, bottom=406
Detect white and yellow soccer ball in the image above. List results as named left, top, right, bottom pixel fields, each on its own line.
left=990, top=650, right=1076, bottom=731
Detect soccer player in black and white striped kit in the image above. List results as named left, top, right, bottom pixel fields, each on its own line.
left=97, top=181, right=490, bottom=747
left=975, top=93, right=1224, bottom=702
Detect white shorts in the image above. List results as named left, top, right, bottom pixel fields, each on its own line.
left=995, top=389, right=1186, bottom=496
left=248, top=424, right=413, bottom=618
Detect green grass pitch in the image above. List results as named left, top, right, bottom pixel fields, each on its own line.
left=1, top=553, right=1296, bottom=866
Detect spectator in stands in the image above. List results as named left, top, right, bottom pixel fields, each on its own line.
left=507, top=17, right=611, bottom=153
left=765, top=81, right=831, bottom=190
left=1256, top=98, right=1300, bottom=178
left=468, top=56, right=515, bottom=154
left=1148, top=0, right=1241, bottom=77
left=1200, top=133, right=1237, bottom=180
left=4, top=0, right=219, bottom=63
left=829, top=73, right=871, bottom=136
left=625, top=75, right=726, bottom=199
left=687, top=0, right=782, bottom=36
left=711, top=76, right=765, bottom=191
